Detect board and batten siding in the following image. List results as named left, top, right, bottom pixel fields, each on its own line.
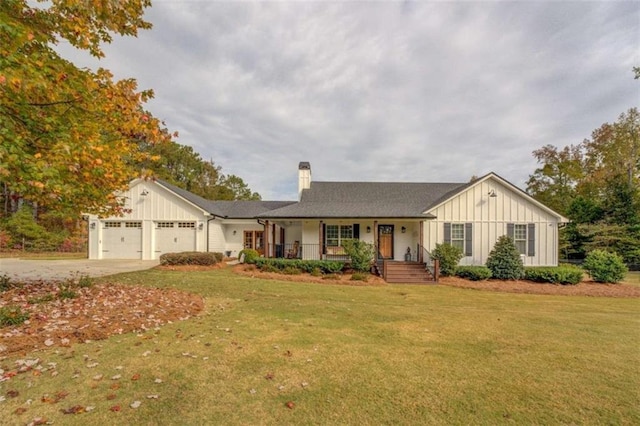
left=88, top=180, right=208, bottom=260
left=423, top=178, right=560, bottom=266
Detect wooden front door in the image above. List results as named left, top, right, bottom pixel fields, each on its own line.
left=378, top=225, right=394, bottom=259
left=244, top=230, right=265, bottom=255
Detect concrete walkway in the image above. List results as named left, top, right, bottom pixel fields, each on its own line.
left=0, top=258, right=159, bottom=282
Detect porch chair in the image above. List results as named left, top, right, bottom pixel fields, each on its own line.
left=286, top=241, right=300, bottom=259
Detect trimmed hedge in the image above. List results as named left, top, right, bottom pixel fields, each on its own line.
left=524, top=266, right=583, bottom=285
left=159, top=251, right=218, bottom=266
left=255, top=258, right=345, bottom=274
left=212, top=252, right=224, bottom=262
left=455, top=266, right=492, bottom=281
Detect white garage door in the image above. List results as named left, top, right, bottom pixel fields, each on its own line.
left=101, top=221, right=142, bottom=259
left=154, top=221, right=196, bottom=256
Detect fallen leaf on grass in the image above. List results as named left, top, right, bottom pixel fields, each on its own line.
left=110, top=383, right=120, bottom=390
left=154, top=378, right=163, bottom=383
left=111, top=374, right=121, bottom=380
left=27, top=417, right=48, bottom=426
left=130, top=400, right=141, bottom=409
left=146, top=394, right=159, bottom=399
left=60, top=405, right=85, bottom=414
left=285, top=401, right=295, bottom=409
left=131, top=373, right=140, bottom=381
left=109, top=405, right=121, bottom=412
left=7, top=389, right=19, bottom=398
left=106, top=394, right=117, bottom=400
left=264, top=372, right=274, bottom=380
left=15, top=407, right=27, bottom=414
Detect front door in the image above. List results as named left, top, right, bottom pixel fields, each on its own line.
left=378, top=225, right=394, bottom=259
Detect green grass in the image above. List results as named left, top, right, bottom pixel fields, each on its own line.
left=625, top=271, right=640, bottom=285
left=1, top=267, right=639, bottom=425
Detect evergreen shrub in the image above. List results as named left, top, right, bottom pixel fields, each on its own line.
left=524, top=266, right=583, bottom=285
left=582, top=250, right=628, bottom=283
left=432, top=243, right=464, bottom=276
left=486, top=236, right=524, bottom=280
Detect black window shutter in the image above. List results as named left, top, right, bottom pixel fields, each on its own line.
left=444, top=223, right=451, bottom=244
left=506, top=223, right=515, bottom=239
left=527, top=223, right=535, bottom=256
left=322, top=223, right=326, bottom=254
left=464, top=223, right=473, bottom=256
left=353, top=224, right=360, bottom=239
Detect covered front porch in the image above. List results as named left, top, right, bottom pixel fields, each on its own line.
left=258, top=218, right=439, bottom=282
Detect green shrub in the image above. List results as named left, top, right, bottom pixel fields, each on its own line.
left=0, top=305, right=29, bottom=326
left=432, top=243, right=464, bottom=276
left=260, top=263, right=279, bottom=273
left=239, top=249, right=260, bottom=264
left=455, top=266, right=492, bottom=281
left=583, top=250, right=628, bottom=283
left=341, top=240, right=375, bottom=272
left=524, top=266, right=583, bottom=285
left=486, top=236, right=524, bottom=280
left=160, top=251, right=218, bottom=266
left=282, top=266, right=302, bottom=275
left=255, top=258, right=345, bottom=274
left=350, top=272, right=369, bottom=282
left=310, top=267, right=323, bottom=277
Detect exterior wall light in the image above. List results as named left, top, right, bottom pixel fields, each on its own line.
left=488, top=189, right=497, bottom=198
left=366, top=226, right=371, bottom=233
left=90, top=223, right=96, bottom=230
left=401, top=226, right=406, bottom=233
left=198, top=223, right=204, bottom=230
left=233, top=230, right=237, bottom=235
left=141, top=189, right=149, bottom=196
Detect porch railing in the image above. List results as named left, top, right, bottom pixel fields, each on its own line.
left=418, top=244, right=439, bottom=282
left=269, top=243, right=349, bottom=261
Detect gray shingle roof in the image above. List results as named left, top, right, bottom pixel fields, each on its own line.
left=210, top=201, right=297, bottom=218
left=155, top=179, right=296, bottom=219
left=260, top=181, right=468, bottom=218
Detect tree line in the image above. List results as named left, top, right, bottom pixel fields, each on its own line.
left=526, top=107, right=639, bottom=264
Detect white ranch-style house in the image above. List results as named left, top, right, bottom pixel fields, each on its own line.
left=87, top=162, right=568, bottom=282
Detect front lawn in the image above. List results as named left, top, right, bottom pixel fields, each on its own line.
left=1, top=267, right=639, bottom=425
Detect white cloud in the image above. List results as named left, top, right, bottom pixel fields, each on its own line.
left=55, top=1, right=639, bottom=200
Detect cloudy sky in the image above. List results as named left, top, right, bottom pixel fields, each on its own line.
left=56, top=1, right=638, bottom=200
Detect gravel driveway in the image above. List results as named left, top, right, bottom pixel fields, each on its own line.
left=0, top=258, right=159, bottom=282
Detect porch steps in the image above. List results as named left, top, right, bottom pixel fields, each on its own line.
left=382, top=261, right=435, bottom=284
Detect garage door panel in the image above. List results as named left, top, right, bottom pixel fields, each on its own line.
left=102, top=221, right=142, bottom=259
left=155, top=222, right=196, bottom=255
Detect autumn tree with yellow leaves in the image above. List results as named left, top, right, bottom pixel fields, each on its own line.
left=0, top=0, right=172, bottom=217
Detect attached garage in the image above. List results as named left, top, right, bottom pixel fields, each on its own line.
left=154, top=221, right=197, bottom=256
left=101, top=221, right=143, bottom=259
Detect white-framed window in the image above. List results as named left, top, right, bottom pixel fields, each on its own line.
left=104, top=221, right=121, bottom=228
left=157, top=222, right=174, bottom=228
left=514, top=224, right=527, bottom=255
left=326, top=225, right=353, bottom=247
left=178, top=222, right=195, bottom=228
left=451, top=224, right=465, bottom=252
left=125, top=222, right=142, bottom=228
